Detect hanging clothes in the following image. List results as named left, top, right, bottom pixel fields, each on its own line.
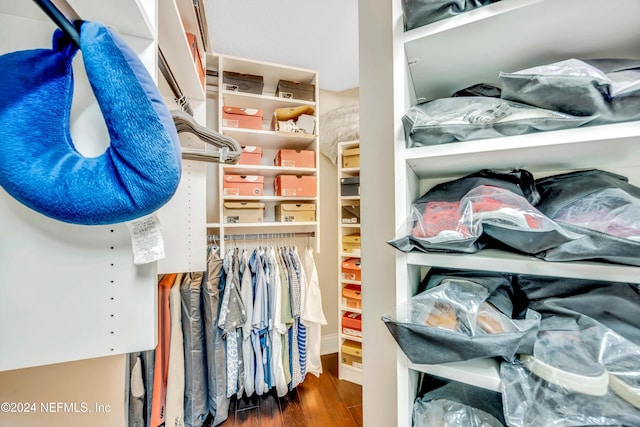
left=300, top=246, right=328, bottom=377
left=128, top=352, right=145, bottom=427
left=239, top=249, right=255, bottom=397
left=166, top=273, right=185, bottom=427
left=181, top=272, right=208, bottom=427
left=266, top=247, right=288, bottom=397
left=202, top=246, right=229, bottom=426
left=150, top=273, right=177, bottom=427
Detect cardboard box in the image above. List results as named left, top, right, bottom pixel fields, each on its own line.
left=186, top=32, right=204, bottom=89
left=342, top=284, right=362, bottom=310
left=222, top=106, right=263, bottom=130
left=238, top=146, right=262, bottom=165
left=342, top=312, right=362, bottom=337
left=275, top=175, right=317, bottom=197
left=340, top=177, right=360, bottom=197
left=343, top=147, right=360, bottom=168
left=341, top=340, right=362, bottom=368
left=223, top=202, right=265, bottom=223
left=275, top=203, right=316, bottom=222
left=222, top=71, right=264, bottom=94
left=274, top=149, right=316, bottom=168
left=341, top=203, right=360, bottom=224
left=276, top=79, right=315, bottom=101
left=223, top=175, right=264, bottom=196
left=342, top=233, right=361, bottom=254
left=341, top=258, right=361, bottom=282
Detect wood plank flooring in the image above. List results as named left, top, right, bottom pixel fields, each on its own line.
left=205, top=353, right=362, bottom=427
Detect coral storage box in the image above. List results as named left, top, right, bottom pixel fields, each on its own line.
left=222, top=106, right=263, bottom=130
left=223, top=202, right=265, bottom=223
left=341, top=340, right=362, bottom=368
left=275, top=203, right=316, bottom=222
left=223, top=175, right=264, bottom=196
left=341, top=258, right=361, bottom=281
left=342, top=312, right=362, bottom=338
left=238, top=146, right=263, bottom=165
left=274, top=175, right=317, bottom=197
left=274, top=149, right=316, bottom=168
left=342, top=284, right=362, bottom=310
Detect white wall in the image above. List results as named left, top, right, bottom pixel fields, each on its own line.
left=316, top=87, right=360, bottom=353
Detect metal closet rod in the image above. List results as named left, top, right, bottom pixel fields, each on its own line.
left=208, top=232, right=315, bottom=241
left=32, top=0, right=81, bottom=47
left=158, top=47, right=194, bottom=117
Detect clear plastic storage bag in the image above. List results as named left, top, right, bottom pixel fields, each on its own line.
left=382, top=273, right=540, bottom=364
left=501, top=325, right=640, bottom=427
left=402, top=97, right=593, bottom=147
left=535, top=169, right=640, bottom=266
left=500, top=58, right=640, bottom=124
left=413, top=399, right=505, bottom=427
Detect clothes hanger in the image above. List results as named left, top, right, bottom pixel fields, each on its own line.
left=172, top=109, right=242, bottom=164
left=32, top=0, right=81, bottom=47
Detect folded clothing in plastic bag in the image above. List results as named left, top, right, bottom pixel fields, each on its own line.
left=402, top=96, right=592, bottom=147
left=500, top=58, right=640, bottom=125
left=501, top=324, right=640, bottom=427
left=388, top=169, right=578, bottom=254
left=382, top=270, right=540, bottom=364
left=402, top=0, right=500, bottom=31
left=414, top=379, right=506, bottom=427
left=535, top=169, right=640, bottom=266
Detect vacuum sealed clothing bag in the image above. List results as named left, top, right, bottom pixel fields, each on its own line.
left=402, top=0, right=500, bottom=31
left=535, top=169, right=640, bottom=265
left=500, top=58, right=640, bottom=125
left=402, top=97, right=592, bottom=147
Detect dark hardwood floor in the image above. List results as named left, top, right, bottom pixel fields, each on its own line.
left=205, top=353, right=363, bottom=427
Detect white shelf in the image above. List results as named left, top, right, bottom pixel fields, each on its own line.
left=341, top=167, right=361, bottom=174
left=341, top=224, right=361, bottom=229
left=341, top=252, right=361, bottom=258
left=407, top=250, right=640, bottom=284
left=223, top=164, right=316, bottom=178
left=221, top=90, right=316, bottom=119
left=340, top=196, right=360, bottom=201
left=408, top=357, right=501, bottom=392
left=222, top=128, right=316, bottom=149
left=406, top=121, right=640, bottom=179
left=341, top=279, right=362, bottom=286
left=340, top=306, right=362, bottom=314
left=404, top=0, right=640, bottom=102
left=340, top=333, right=362, bottom=343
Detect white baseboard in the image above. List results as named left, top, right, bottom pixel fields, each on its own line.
left=321, top=333, right=339, bottom=355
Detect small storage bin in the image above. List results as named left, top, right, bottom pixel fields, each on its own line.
left=341, top=203, right=361, bottom=224
left=238, top=146, right=262, bottom=165
left=341, top=340, right=362, bottom=368
left=274, top=149, right=316, bottom=168
left=342, top=233, right=361, bottom=254
left=341, top=177, right=360, bottom=197
left=342, top=258, right=361, bottom=281
left=222, top=106, right=263, bottom=130
left=222, top=71, right=264, bottom=94
left=223, top=202, right=265, bottom=223
left=275, top=79, right=316, bottom=101
left=223, top=175, right=264, bottom=196
left=343, top=147, right=360, bottom=168
left=275, top=175, right=317, bottom=197
left=342, top=284, right=362, bottom=310
left=342, top=312, right=362, bottom=337
left=275, top=203, right=316, bottom=222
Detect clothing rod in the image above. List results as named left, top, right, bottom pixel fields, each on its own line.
left=32, top=0, right=81, bottom=47
left=158, top=47, right=194, bottom=116
left=208, top=232, right=315, bottom=241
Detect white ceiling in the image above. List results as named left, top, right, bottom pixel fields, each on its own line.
left=204, top=0, right=359, bottom=92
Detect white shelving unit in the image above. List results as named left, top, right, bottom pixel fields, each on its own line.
left=337, top=140, right=362, bottom=385
left=207, top=54, right=320, bottom=254
left=359, top=0, right=640, bottom=426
